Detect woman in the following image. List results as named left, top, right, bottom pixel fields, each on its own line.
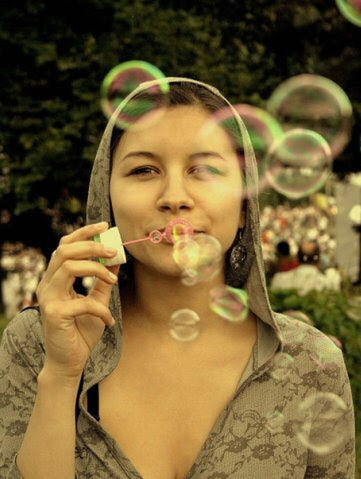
left=0, top=78, right=355, bottom=478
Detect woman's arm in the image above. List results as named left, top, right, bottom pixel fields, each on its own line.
left=16, top=366, right=82, bottom=479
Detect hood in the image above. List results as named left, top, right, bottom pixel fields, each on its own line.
left=84, top=77, right=282, bottom=387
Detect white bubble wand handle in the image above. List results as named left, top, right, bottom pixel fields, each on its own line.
left=93, top=219, right=193, bottom=266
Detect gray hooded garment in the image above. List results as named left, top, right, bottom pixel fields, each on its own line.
left=0, top=78, right=355, bottom=478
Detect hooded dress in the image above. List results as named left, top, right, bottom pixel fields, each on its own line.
left=0, top=78, right=355, bottom=479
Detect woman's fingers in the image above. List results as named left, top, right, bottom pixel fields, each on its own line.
left=46, top=259, right=118, bottom=300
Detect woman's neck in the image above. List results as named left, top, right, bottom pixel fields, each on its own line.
left=119, top=262, right=256, bottom=347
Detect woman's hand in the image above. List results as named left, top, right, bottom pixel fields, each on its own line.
left=36, top=222, right=121, bottom=381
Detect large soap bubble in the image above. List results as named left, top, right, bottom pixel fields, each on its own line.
left=209, top=285, right=249, bottom=323
left=192, top=105, right=260, bottom=200
left=336, top=0, right=361, bottom=27
left=100, top=60, right=169, bottom=131
left=173, top=233, right=223, bottom=285
left=293, top=392, right=349, bottom=455
left=267, top=74, right=353, bottom=158
left=264, top=128, right=332, bottom=199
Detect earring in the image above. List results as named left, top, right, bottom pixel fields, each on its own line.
left=230, top=228, right=247, bottom=275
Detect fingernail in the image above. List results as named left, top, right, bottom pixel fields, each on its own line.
left=95, top=221, right=108, bottom=228
left=108, top=271, right=118, bottom=282
left=111, top=317, right=116, bottom=326
left=105, top=247, right=117, bottom=255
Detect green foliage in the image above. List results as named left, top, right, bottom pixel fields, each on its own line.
left=0, top=0, right=360, bottom=222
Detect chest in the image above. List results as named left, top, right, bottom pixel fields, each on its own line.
left=83, top=335, right=255, bottom=479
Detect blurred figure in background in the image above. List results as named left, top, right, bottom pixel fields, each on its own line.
left=266, top=240, right=299, bottom=280
left=275, top=240, right=299, bottom=272
left=270, top=240, right=342, bottom=296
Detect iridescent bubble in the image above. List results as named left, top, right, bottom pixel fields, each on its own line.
left=209, top=285, right=249, bottom=323
left=169, top=309, right=201, bottom=342
left=181, top=275, right=198, bottom=287
left=172, top=234, right=222, bottom=284
left=265, top=129, right=332, bottom=199
left=294, top=392, right=349, bottom=455
left=269, top=352, right=295, bottom=381
left=336, top=0, right=361, bottom=27
left=265, top=410, right=285, bottom=434
left=229, top=105, right=283, bottom=195
left=172, top=238, right=200, bottom=270
left=100, top=60, right=169, bottom=131
left=267, top=74, right=353, bottom=158
left=193, top=105, right=258, bottom=200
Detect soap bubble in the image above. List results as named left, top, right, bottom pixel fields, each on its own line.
left=269, top=352, right=295, bottom=381
left=149, top=230, right=164, bottom=243
left=266, top=410, right=285, bottom=434
left=172, top=238, right=200, bottom=270
left=294, top=392, right=349, bottom=455
left=173, top=234, right=222, bottom=284
left=100, top=60, right=169, bottom=131
left=209, top=285, right=249, bottom=323
left=264, top=129, right=332, bottom=199
left=267, top=74, right=353, bottom=158
left=193, top=105, right=260, bottom=200
left=169, top=309, right=201, bottom=342
left=336, top=0, right=361, bottom=27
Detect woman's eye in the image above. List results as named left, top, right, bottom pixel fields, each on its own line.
left=192, top=165, right=221, bottom=176
left=129, top=166, right=158, bottom=176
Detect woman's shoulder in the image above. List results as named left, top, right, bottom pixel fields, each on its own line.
left=272, top=311, right=345, bottom=368
left=0, top=306, right=45, bottom=374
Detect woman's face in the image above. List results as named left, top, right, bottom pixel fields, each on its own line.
left=110, top=104, right=245, bottom=277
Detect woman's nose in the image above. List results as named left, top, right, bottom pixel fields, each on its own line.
left=156, top=177, right=195, bottom=214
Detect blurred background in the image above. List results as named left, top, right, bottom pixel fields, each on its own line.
left=0, top=0, right=360, bottom=475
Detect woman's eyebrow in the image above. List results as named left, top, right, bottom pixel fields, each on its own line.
left=121, top=151, right=226, bottom=162
left=121, top=151, right=160, bottom=162
left=189, top=152, right=226, bottom=161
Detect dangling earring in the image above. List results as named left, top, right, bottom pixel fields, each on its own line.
left=230, top=228, right=247, bottom=276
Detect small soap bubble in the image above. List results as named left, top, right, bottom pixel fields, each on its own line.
left=169, top=309, right=201, bottom=342
left=149, top=230, right=163, bottom=243
left=265, top=129, right=332, bottom=199
left=269, top=352, right=295, bottom=381
left=266, top=410, right=285, bottom=434
left=181, top=275, right=198, bottom=287
left=209, top=285, right=249, bottom=323
left=267, top=74, right=353, bottom=158
left=100, top=60, right=169, bottom=131
left=294, top=392, right=349, bottom=455
left=336, top=0, right=361, bottom=26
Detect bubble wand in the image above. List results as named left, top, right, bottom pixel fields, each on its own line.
left=93, top=218, right=193, bottom=266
